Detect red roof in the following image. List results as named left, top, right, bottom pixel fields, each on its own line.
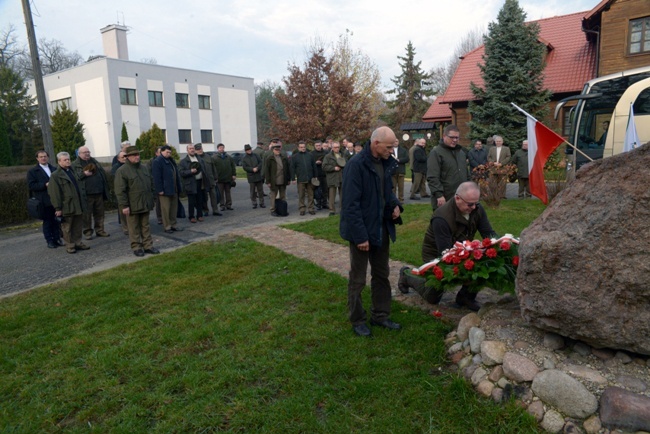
left=422, top=96, right=452, bottom=122
left=434, top=11, right=596, bottom=106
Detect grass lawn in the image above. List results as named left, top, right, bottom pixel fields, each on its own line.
left=284, top=200, right=546, bottom=266
left=0, top=238, right=538, bottom=432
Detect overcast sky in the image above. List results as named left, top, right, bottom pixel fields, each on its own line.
left=2, top=0, right=596, bottom=90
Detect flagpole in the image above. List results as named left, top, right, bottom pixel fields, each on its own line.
left=510, top=102, right=593, bottom=162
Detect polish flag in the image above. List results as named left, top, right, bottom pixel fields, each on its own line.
left=512, top=103, right=565, bottom=204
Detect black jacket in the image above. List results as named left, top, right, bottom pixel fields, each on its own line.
left=27, top=163, right=57, bottom=207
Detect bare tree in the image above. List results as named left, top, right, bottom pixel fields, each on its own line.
left=140, top=57, right=158, bottom=64
left=0, top=25, right=26, bottom=69
left=16, top=38, right=83, bottom=78
left=428, top=27, right=485, bottom=95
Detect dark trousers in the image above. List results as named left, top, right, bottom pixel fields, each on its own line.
left=402, top=269, right=444, bottom=304
left=218, top=182, right=232, bottom=208
left=316, top=176, right=328, bottom=208
left=187, top=180, right=204, bottom=219
left=249, top=181, right=264, bottom=205
left=347, top=226, right=392, bottom=325
left=83, top=193, right=106, bottom=236
left=42, top=205, right=60, bottom=243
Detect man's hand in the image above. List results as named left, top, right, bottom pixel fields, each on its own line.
left=253, top=167, right=258, bottom=173
left=83, top=170, right=93, bottom=177
left=232, top=175, right=236, bottom=180
left=356, top=241, right=369, bottom=252
left=55, top=210, right=62, bottom=217
left=158, top=192, right=164, bottom=196
left=191, top=168, right=197, bottom=174
left=392, top=206, right=400, bottom=219
left=437, top=197, right=446, bottom=207
left=122, top=207, right=130, bottom=216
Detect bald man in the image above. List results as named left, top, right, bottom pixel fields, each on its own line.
left=340, top=126, right=403, bottom=337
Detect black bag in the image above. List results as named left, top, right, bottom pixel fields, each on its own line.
left=275, top=199, right=289, bottom=217
left=27, top=197, right=44, bottom=220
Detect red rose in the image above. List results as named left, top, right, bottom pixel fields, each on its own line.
left=482, top=238, right=492, bottom=247
left=433, top=265, right=444, bottom=280
left=443, top=255, right=454, bottom=264
left=464, top=260, right=475, bottom=271
left=512, top=256, right=519, bottom=266
left=500, top=241, right=511, bottom=251
left=457, top=249, right=470, bottom=259
left=453, top=266, right=459, bottom=275
left=486, top=248, right=497, bottom=258
left=470, top=240, right=481, bottom=249
left=431, top=310, right=443, bottom=318
left=473, top=249, right=483, bottom=260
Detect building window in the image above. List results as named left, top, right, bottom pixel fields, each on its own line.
left=176, top=93, right=189, bottom=108
left=198, top=95, right=211, bottom=109
left=148, top=91, right=163, bottom=107
left=200, top=130, right=213, bottom=143
left=178, top=129, right=192, bottom=144
left=120, top=88, right=137, bottom=105
left=51, top=97, right=71, bottom=111
left=629, top=16, right=650, bottom=54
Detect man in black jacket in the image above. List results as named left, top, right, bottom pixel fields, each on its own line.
left=290, top=141, right=317, bottom=215
left=27, top=150, right=62, bottom=249
left=398, top=182, right=497, bottom=311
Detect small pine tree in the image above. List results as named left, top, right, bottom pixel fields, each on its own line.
left=51, top=103, right=85, bottom=156
left=121, top=122, right=129, bottom=142
left=0, top=108, right=12, bottom=166
left=386, top=41, right=434, bottom=131
left=468, top=0, right=551, bottom=151
left=136, top=123, right=169, bottom=160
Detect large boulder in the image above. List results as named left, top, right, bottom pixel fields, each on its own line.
left=517, top=143, right=650, bottom=355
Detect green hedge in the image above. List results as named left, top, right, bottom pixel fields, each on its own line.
left=0, top=166, right=117, bottom=228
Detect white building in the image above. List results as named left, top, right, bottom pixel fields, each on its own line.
left=28, top=24, right=257, bottom=160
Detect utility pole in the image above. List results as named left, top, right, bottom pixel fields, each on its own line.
left=21, top=0, right=54, bottom=158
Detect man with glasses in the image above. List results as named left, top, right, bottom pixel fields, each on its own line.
left=398, top=182, right=497, bottom=311
left=427, top=125, right=470, bottom=210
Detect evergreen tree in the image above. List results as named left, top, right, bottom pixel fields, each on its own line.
left=386, top=41, right=434, bottom=130
left=0, top=65, right=36, bottom=164
left=468, top=0, right=551, bottom=150
left=50, top=103, right=85, bottom=156
left=268, top=48, right=373, bottom=143
left=136, top=123, right=171, bottom=160
left=0, top=108, right=12, bottom=166
left=255, top=81, right=282, bottom=145
left=121, top=122, right=129, bottom=142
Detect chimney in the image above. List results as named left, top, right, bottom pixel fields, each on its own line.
left=100, top=24, right=129, bottom=60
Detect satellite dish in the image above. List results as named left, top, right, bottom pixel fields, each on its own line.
left=402, top=134, right=410, bottom=141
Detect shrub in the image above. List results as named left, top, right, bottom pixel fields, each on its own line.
left=471, top=163, right=516, bottom=207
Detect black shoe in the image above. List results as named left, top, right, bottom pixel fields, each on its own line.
left=133, top=249, right=145, bottom=257
left=260, top=204, right=266, bottom=208
left=353, top=323, right=372, bottom=337
left=226, top=207, right=234, bottom=210
left=171, top=227, right=184, bottom=232
left=47, top=241, right=58, bottom=249
left=309, top=211, right=315, bottom=215
left=144, top=248, right=160, bottom=254
left=271, top=212, right=279, bottom=217
left=370, top=319, right=401, bottom=330
left=456, top=288, right=481, bottom=311
left=300, top=211, right=306, bottom=216
left=410, top=196, right=420, bottom=200
left=316, top=206, right=322, bottom=210
left=220, top=207, right=226, bottom=211
left=75, top=243, right=90, bottom=250
left=164, top=229, right=174, bottom=234
left=253, top=204, right=257, bottom=209
left=398, top=266, right=410, bottom=294
left=212, top=211, right=221, bottom=216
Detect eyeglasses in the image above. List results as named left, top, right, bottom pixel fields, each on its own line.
left=456, top=194, right=479, bottom=208
left=446, top=135, right=460, bottom=141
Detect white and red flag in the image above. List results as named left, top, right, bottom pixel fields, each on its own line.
left=512, top=103, right=565, bottom=204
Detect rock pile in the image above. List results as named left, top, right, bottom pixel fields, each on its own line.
left=445, top=298, right=650, bottom=433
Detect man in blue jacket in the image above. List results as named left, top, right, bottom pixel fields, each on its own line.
left=152, top=145, right=183, bottom=233
left=340, top=126, right=403, bottom=337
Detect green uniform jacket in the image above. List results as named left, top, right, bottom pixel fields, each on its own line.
left=114, top=161, right=154, bottom=214
left=213, top=152, right=236, bottom=183
left=426, top=142, right=470, bottom=201
left=322, top=151, right=345, bottom=187
left=241, top=153, right=264, bottom=183
left=510, top=149, right=529, bottom=179
left=290, top=151, right=317, bottom=183
left=198, top=152, right=218, bottom=185
left=48, top=168, right=87, bottom=216
left=264, top=153, right=290, bottom=188
left=71, top=156, right=110, bottom=199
